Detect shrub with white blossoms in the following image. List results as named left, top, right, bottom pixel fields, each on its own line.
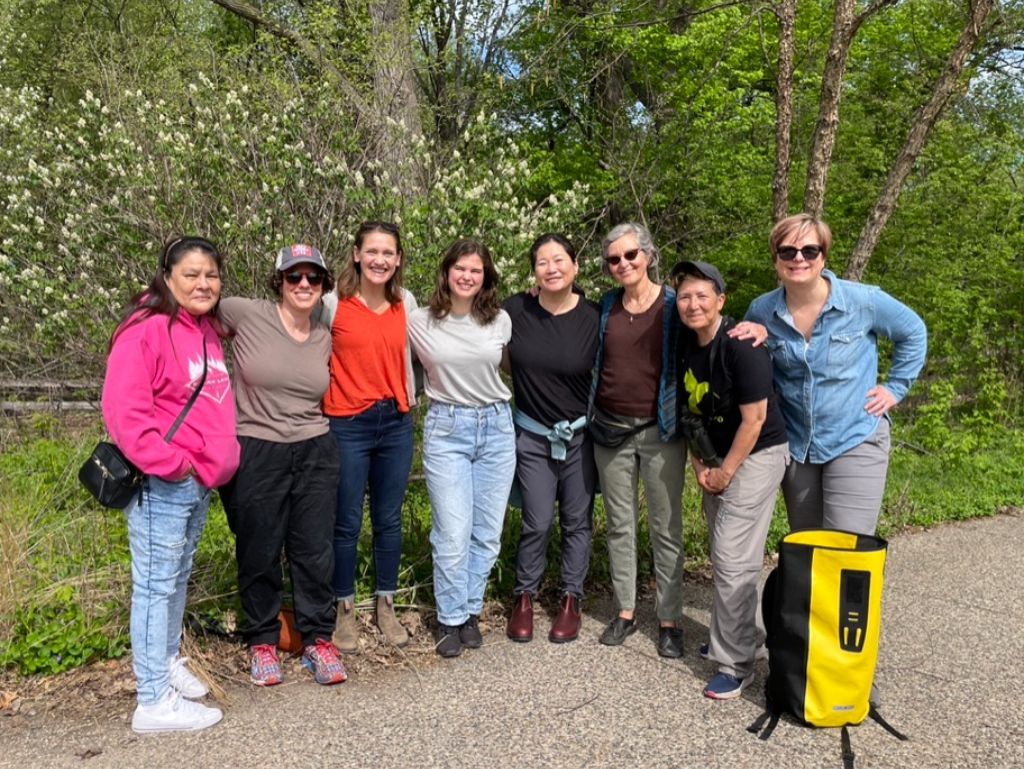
left=0, top=72, right=590, bottom=380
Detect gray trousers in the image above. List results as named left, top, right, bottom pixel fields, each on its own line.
left=513, top=429, right=596, bottom=598
left=703, top=443, right=788, bottom=678
left=594, top=419, right=687, bottom=622
left=783, top=419, right=891, bottom=536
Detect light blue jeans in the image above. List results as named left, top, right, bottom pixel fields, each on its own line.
left=423, top=401, right=516, bottom=627
left=126, top=475, right=210, bottom=705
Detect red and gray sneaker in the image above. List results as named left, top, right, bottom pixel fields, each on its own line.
left=249, top=644, right=283, bottom=687
left=302, top=639, right=347, bottom=685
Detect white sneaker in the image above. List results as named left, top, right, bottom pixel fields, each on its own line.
left=168, top=654, right=209, bottom=699
left=131, top=689, right=223, bottom=734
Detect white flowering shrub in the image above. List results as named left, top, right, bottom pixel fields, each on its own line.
left=0, top=70, right=590, bottom=379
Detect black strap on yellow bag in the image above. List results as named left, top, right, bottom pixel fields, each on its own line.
left=748, top=529, right=908, bottom=768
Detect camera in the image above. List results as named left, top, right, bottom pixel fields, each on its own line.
left=679, top=413, right=721, bottom=468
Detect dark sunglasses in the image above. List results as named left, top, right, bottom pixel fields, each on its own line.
left=605, top=248, right=642, bottom=267
left=776, top=245, right=823, bottom=261
left=284, top=271, right=325, bottom=285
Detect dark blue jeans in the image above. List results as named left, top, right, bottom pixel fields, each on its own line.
left=329, top=400, right=414, bottom=600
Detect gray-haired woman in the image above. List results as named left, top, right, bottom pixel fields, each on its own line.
left=588, top=222, right=687, bottom=657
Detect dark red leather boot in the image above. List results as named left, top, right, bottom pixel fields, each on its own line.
left=507, top=593, right=534, bottom=642
left=549, top=593, right=581, bottom=643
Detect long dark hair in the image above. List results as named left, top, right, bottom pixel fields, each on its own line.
left=110, top=235, right=223, bottom=347
left=428, top=238, right=501, bottom=325
left=336, top=221, right=404, bottom=304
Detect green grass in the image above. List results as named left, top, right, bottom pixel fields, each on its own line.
left=1, top=416, right=1020, bottom=675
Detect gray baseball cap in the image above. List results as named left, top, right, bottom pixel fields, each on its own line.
left=670, top=260, right=726, bottom=293
left=276, top=244, right=327, bottom=272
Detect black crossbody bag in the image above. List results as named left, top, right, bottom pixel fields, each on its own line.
left=588, top=406, right=657, bottom=448
left=80, top=339, right=208, bottom=509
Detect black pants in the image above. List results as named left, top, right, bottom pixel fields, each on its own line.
left=222, top=433, right=339, bottom=647
left=512, top=429, right=596, bottom=597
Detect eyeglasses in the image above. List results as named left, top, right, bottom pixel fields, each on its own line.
left=776, top=245, right=823, bottom=261
left=284, top=271, right=325, bottom=285
left=605, top=248, right=642, bottom=267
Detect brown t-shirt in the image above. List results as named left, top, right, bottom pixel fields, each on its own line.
left=595, top=287, right=664, bottom=417
left=218, top=297, right=331, bottom=443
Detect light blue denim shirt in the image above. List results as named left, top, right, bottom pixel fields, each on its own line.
left=745, top=269, right=927, bottom=464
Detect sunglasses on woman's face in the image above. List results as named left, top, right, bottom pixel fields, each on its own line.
left=776, top=245, right=823, bottom=261
left=605, top=248, right=642, bottom=267
left=284, top=271, right=325, bottom=285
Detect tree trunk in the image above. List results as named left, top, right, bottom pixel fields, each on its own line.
left=369, top=0, right=421, bottom=129
left=845, top=0, right=995, bottom=282
left=802, top=0, right=897, bottom=217
left=771, top=0, right=795, bottom=223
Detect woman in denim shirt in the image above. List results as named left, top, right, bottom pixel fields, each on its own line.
left=739, top=214, right=927, bottom=536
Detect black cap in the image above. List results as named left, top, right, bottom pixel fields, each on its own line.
left=670, top=260, right=726, bottom=293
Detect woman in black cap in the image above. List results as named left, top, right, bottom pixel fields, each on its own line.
left=672, top=259, right=788, bottom=700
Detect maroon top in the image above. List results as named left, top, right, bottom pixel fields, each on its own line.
left=595, top=288, right=664, bottom=417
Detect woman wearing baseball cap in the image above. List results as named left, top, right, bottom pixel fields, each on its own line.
left=219, top=244, right=347, bottom=687
left=672, top=259, right=788, bottom=700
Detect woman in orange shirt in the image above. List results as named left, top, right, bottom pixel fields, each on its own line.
left=320, top=221, right=418, bottom=651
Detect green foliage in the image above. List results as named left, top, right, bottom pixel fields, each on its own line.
left=882, top=426, right=1024, bottom=530
left=0, top=587, right=127, bottom=676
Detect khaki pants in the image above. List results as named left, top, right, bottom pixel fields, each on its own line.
left=703, top=442, right=789, bottom=678
left=593, top=419, right=686, bottom=622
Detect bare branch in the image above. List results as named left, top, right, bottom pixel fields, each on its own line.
left=207, top=0, right=374, bottom=122
left=846, top=0, right=996, bottom=281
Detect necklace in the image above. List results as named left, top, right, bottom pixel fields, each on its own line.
left=625, top=283, right=659, bottom=323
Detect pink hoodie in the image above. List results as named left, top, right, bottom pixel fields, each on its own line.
left=102, top=309, right=240, bottom=488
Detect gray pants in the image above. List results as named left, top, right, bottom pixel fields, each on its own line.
left=593, top=418, right=686, bottom=622
left=783, top=419, right=891, bottom=536
left=703, top=443, right=788, bottom=678
left=513, top=429, right=596, bottom=597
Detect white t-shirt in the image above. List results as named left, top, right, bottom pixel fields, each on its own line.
left=408, top=307, right=512, bottom=406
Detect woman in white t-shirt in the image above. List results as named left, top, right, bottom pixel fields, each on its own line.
left=407, top=238, right=515, bottom=659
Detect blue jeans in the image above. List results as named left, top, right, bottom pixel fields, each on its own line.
left=330, top=401, right=414, bottom=600
left=423, top=401, right=516, bottom=627
left=126, top=475, right=210, bottom=705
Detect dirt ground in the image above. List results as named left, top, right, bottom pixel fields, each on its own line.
left=0, top=602, right=507, bottom=726
left=0, top=573, right=701, bottom=728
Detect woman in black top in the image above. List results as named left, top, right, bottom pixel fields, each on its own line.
left=503, top=233, right=600, bottom=643
left=672, top=260, right=789, bottom=700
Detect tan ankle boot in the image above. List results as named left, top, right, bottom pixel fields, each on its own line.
left=375, top=594, right=409, bottom=647
left=332, top=600, right=359, bottom=653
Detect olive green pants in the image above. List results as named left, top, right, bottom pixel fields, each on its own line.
left=593, top=419, right=686, bottom=622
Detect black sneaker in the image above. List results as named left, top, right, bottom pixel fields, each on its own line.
left=436, top=623, right=462, bottom=658
left=657, top=626, right=684, bottom=658
left=459, top=615, right=483, bottom=649
left=599, top=616, right=636, bottom=646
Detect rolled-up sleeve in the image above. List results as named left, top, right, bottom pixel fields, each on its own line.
left=874, top=289, right=927, bottom=402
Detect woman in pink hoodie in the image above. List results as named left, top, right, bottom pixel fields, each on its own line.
left=102, top=236, right=240, bottom=734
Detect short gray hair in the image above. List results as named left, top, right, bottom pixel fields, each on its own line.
left=601, top=222, right=661, bottom=282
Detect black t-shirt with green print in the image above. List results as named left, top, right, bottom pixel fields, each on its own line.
left=679, top=317, right=787, bottom=458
